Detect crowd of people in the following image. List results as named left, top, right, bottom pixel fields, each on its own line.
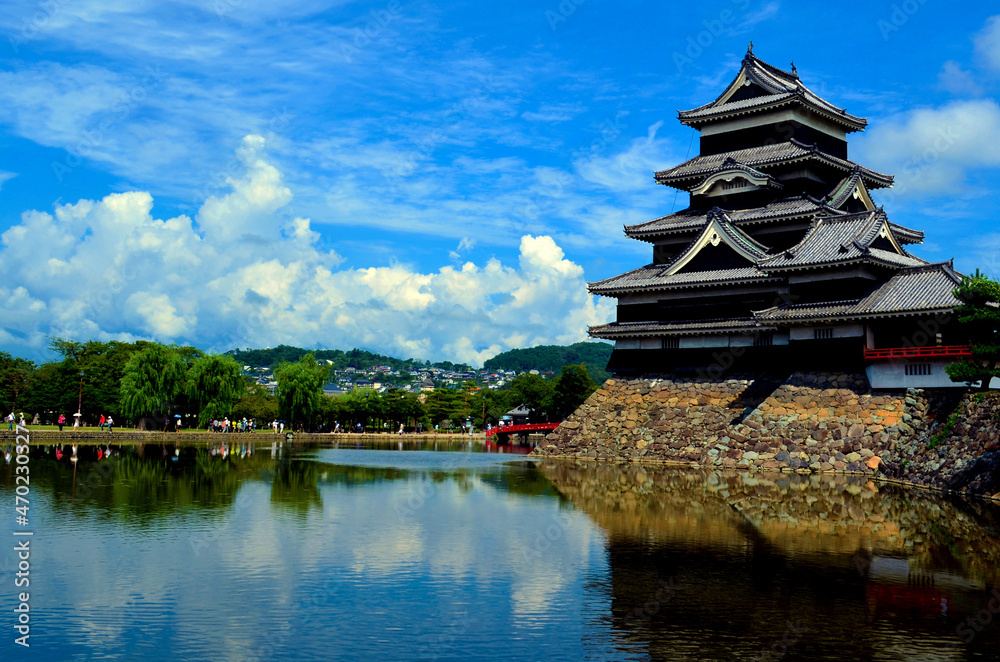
left=208, top=417, right=258, bottom=433
left=6, top=411, right=114, bottom=431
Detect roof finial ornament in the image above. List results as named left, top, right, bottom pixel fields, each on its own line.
left=748, top=40, right=754, bottom=54
left=790, top=60, right=797, bottom=76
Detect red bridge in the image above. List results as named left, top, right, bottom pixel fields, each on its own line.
left=485, top=423, right=559, bottom=437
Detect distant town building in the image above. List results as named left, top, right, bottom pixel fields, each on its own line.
left=589, top=47, right=965, bottom=388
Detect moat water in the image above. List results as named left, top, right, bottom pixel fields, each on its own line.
left=1, top=437, right=999, bottom=661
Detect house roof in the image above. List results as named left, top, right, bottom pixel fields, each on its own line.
left=755, top=262, right=963, bottom=322
left=688, top=157, right=785, bottom=195
left=677, top=49, right=867, bottom=132
left=588, top=264, right=780, bottom=295
left=624, top=195, right=827, bottom=241
left=592, top=210, right=778, bottom=294
left=654, top=139, right=894, bottom=191
left=757, top=210, right=925, bottom=272
left=590, top=318, right=772, bottom=339
left=591, top=263, right=962, bottom=338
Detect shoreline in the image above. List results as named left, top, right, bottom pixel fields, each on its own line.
left=532, top=372, right=1000, bottom=502
left=532, top=453, right=1000, bottom=502
left=0, top=429, right=518, bottom=444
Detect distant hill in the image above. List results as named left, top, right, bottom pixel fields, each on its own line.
left=227, top=345, right=471, bottom=372
left=227, top=342, right=613, bottom=381
left=483, top=342, right=613, bottom=382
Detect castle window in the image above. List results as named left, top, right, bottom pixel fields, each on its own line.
left=905, top=363, right=932, bottom=376
left=721, top=178, right=748, bottom=190
left=664, top=337, right=680, bottom=349
left=814, top=328, right=833, bottom=340
left=753, top=332, right=774, bottom=347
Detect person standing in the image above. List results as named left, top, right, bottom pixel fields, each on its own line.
left=58, top=413, right=66, bottom=431
left=99, top=414, right=106, bottom=431
left=6, top=412, right=13, bottom=430
left=106, top=416, right=114, bottom=433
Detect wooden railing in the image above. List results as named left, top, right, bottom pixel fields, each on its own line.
left=864, top=345, right=971, bottom=360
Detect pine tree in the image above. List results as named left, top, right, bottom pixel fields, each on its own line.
left=946, top=271, right=1000, bottom=390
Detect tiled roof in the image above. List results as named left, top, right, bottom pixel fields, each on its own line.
left=888, top=222, right=924, bottom=245
left=757, top=210, right=926, bottom=271
left=677, top=52, right=867, bottom=132
left=654, top=140, right=894, bottom=190
left=689, top=157, right=784, bottom=194
left=756, top=263, right=962, bottom=321
left=589, top=318, right=772, bottom=338
left=624, top=195, right=827, bottom=240
left=593, top=209, right=777, bottom=294
left=588, top=264, right=778, bottom=295
left=591, top=264, right=961, bottom=335
left=825, top=168, right=865, bottom=209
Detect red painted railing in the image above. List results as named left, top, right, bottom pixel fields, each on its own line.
left=485, top=423, right=559, bottom=437
left=864, top=345, right=972, bottom=360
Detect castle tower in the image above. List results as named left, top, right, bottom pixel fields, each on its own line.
left=589, top=47, right=967, bottom=387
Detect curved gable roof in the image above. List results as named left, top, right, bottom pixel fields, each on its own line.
left=677, top=49, right=867, bottom=132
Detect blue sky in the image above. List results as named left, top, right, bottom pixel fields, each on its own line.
left=1, top=0, right=998, bottom=365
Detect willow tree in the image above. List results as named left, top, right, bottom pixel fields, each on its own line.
left=119, top=344, right=187, bottom=426
left=274, top=353, right=329, bottom=428
left=946, top=271, right=1000, bottom=390
left=188, top=354, right=246, bottom=425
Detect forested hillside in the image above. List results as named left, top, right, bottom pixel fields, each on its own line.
left=227, top=345, right=471, bottom=372
left=483, top=342, right=612, bottom=382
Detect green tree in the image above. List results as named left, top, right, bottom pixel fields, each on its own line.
left=45, top=338, right=145, bottom=421
left=505, top=373, right=554, bottom=420
left=946, top=271, right=1000, bottom=390
left=188, top=354, right=246, bottom=425
left=275, top=353, right=329, bottom=428
left=0, top=352, right=35, bottom=413
left=232, top=382, right=279, bottom=423
left=551, top=363, right=598, bottom=418
left=119, top=344, right=188, bottom=426
left=423, top=388, right=463, bottom=428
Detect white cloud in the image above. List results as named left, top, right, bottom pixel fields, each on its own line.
left=856, top=99, right=1000, bottom=198
left=521, top=102, right=586, bottom=123
left=575, top=121, right=677, bottom=192
left=937, top=60, right=982, bottom=96
left=0, top=136, right=613, bottom=366
left=974, top=15, right=1000, bottom=74
left=728, top=1, right=780, bottom=36
left=0, top=172, right=16, bottom=189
